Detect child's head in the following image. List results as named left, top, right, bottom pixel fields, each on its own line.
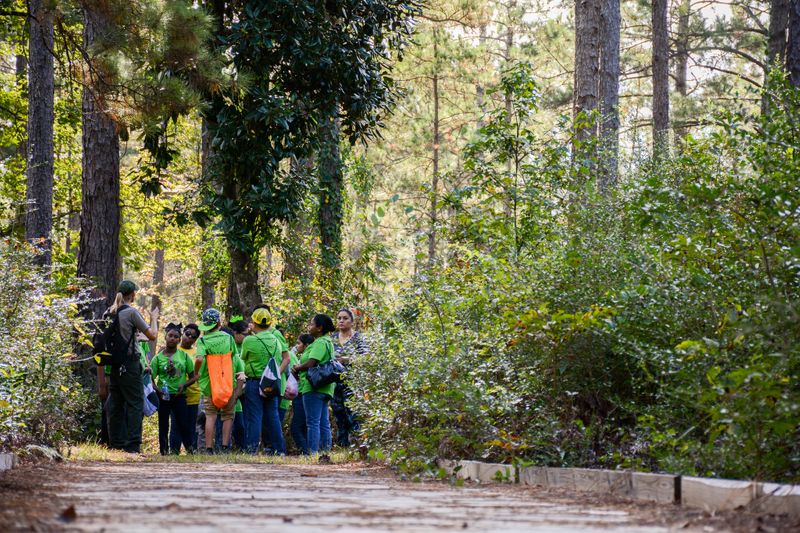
left=182, top=324, right=200, bottom=348
left=165, top=323, right=182, bottom=348
left=295, top=333, right=315, bottom=354
left=229, top=318, right=249, bottom=344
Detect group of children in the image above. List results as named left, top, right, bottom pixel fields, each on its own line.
left=98, top=280, right=366, bottom=457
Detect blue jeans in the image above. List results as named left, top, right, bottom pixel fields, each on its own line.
left=243, top=380, right=264, bottom=453
left=262, top=394, right=286, bottom=454
left=159, top=395, right=191, bottom=455
left=303, top=391, right=331, bottom=454
left=290, top=395, right=308, bottom=454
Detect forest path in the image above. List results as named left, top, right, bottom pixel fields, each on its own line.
left=0, top=460, right=752, bottom=532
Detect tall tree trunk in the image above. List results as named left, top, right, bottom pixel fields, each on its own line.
left=25, top=0, right=55, bottom=267
left=788, top=0, right=800, bottom=87
left=317, top=106, right=344, bottom=279
left=763, top=0, right=790, bottom=114
left=149, top=248, right=164, bottom=356
left=78, top=2, right=121, bottom=322
left=599, top=0, right=620, bottom=189
left=768, top=0, right=790, bottom=68
left=199, top=118, right=216, bottom=310
left=283, top=158, right=313, bottom=282
left=504, top=3, right=516, bottom=217
left=674, top=0, right=690, bottom=148
left=652, top=0, right=670, bottom=157
left=573, top=0, right=601, bottom=149
left=227, top=247, right=260, bottom=317
left=476, top=24, right=487, bottom=129
left=428, top=38, right=440, bottom=270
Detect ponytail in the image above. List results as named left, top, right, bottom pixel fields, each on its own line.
left=106, top=292, right=125, bottom=316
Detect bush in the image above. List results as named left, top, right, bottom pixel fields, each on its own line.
left=348, top=69, right=800, bottom=482
left=0, top=239, right=95, bottom=451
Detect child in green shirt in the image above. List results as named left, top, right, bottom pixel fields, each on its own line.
left=151, top=323, right=197, bottom=455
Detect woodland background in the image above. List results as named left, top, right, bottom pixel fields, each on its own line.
left=1, top=0, right=799, bottom=482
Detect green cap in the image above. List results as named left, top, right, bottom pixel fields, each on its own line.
left=118, top=280, right=138, bottom=295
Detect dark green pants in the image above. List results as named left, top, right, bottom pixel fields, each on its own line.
left=107, top=359, right=144, bottom=452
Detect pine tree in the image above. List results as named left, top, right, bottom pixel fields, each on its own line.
left=25, top=0, right=55, bottom=267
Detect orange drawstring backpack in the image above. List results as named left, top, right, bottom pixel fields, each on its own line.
left=201, top=337, right=234, bottom=409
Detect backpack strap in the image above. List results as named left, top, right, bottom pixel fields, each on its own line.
left=252, top=334, right=276, bottom=375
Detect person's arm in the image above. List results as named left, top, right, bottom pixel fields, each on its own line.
left=177, top=354, right=197, bottom=394
left=279, top=350, right=290, bottom=374
left=96, top=366, right=108, bottom=401
left=132, top=309, right=158, bottom=341
left=292, top=342, right=321, bottom=373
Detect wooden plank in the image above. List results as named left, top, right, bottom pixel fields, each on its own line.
left=631, top=472, right=679, bottom=503
left=754, top=483, right=800, bottom=517
left=682, top=476, right=755, bottom=511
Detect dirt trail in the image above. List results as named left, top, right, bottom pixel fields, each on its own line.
left=0, top=461, right=794, bottom=532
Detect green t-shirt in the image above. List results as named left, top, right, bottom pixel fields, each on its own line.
left=269, top=327, right=289, bottom=353
left=151, top=349, right=193, bottom=395
left=240, top=330, right=281, bottom=379
left=234, top=355, right=244, bottom=412
left=196, top=330, right=238, bottom=397
left=298, top=335, right=335, bottom=396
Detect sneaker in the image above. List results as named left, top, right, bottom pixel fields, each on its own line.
left=319, top=454, right=332, bottom=464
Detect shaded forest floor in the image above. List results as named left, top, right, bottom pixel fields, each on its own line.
left=1, top=453, right=798, bottom=532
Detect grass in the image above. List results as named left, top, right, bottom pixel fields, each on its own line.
left=65, top=442, right=358, bottom=464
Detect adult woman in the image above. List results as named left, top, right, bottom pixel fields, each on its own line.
left=292, top=314, right=335, bottom=456
left=331, top=308, right=369, bottom=447
left=151, top=323, right=196, bottom=455
left=240, top=307, right=287, bottom=454
left=100, top=280, right=158, bottom=453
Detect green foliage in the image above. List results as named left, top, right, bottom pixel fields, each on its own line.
left=0, top=240, right=94, bottom=451
left=349, top=69, right=800, bottom=482
left=201, top=0, right=421, bottom=258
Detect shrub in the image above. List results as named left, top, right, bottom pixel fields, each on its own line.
left=0, top=239, right=95, bottom=451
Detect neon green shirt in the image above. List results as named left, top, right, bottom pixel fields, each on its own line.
left=268, top=327, right=289, bottom=353
left=196, top=330, right=237, bottom=397
left=298, top=335, right=335, bottom=396
left=240, top=330, right=280, bottom=379
left=151, top=349, right=193, bottom=395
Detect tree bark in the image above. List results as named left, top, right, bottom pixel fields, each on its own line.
left=598, top=0, right=620, bottom=189
left=674, top=0, right=690, bottom=147
left=763, top=0, right=790, bottom=114
left=283, top=158, right=314, bottom=282
left=573, top=0, right=601, bottom=146
left=768, top=0, right=790, bottom=68
left=227, top=246, right=261, bottom=317
left=428, top=37, right=440, bottom=270
left=78, top=1, right=122, bottom=322
left=149, top=248, right=164, bottom=356
left=317, top=105, right=344, bottom=277
left=788, top=0, right=800, bottom=87
left=504, top=2, right=516, bottom=216
left=199, top=118, right=217, bottom=310
left=25, top=0, right=55, bottom=267
left=652, top=0, right=670, bottom=157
